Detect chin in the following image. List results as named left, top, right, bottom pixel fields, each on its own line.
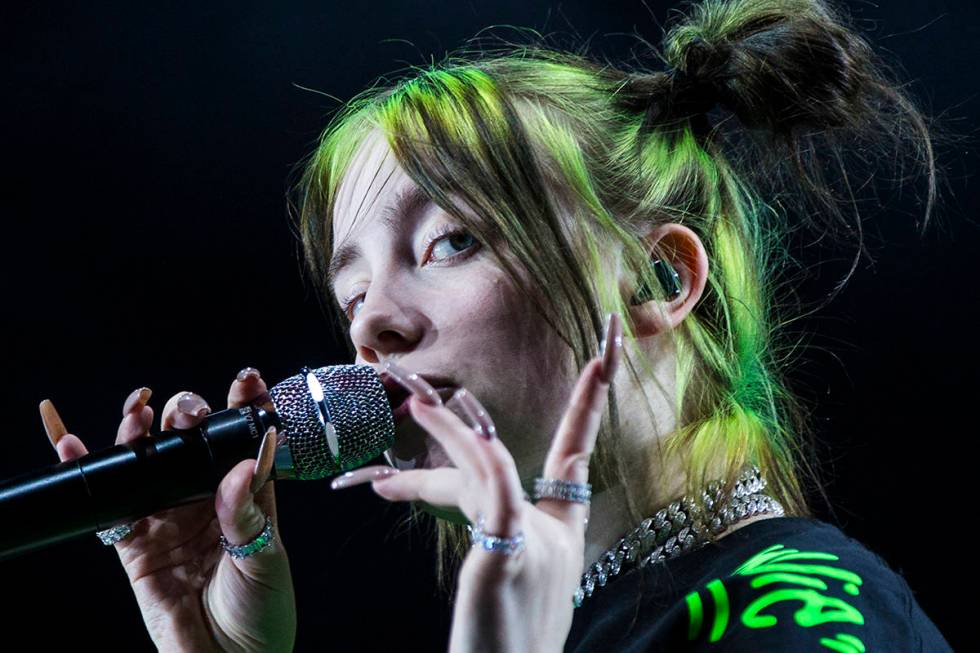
left=386, top=435, right=465, bottom=523
left=388, top=426, right=455, bottom=471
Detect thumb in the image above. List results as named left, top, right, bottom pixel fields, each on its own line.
left=214, top=458, right=279, bottom=569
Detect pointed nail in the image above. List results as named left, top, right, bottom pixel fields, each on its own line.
left=250, top=426, right=278, bottom=494
left=599, top=312, right=622, bottom=384
left=39, top=399, right=68, bottom=449
left=448, top=388, right=496, bottom=440
left=331, top=465, right=400, bottom=490
left=382, top=359, right=443, bottom=406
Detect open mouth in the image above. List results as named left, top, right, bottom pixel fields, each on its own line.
left=393, top=387, right=458, bottom=469
left=378, top=372, right=460, bottom=466
left=389, top=386, right=458, bottom=424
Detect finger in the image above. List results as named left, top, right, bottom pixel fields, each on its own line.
left=39, top=399, right=68, bottom=450
left=228, top=366, right=273, bottom=410
left=330, top=464, right=401, bottom=490
left=116, top=387, right=154, bottom=445
left=384, top=359, right=490, bottom=480
left=411, top=395, right=525, bottom=538
left=40, top=400, right=90, bottom=462
left=537, top=312, right=622, bottom=530
left=55, top=433, right=89, bottom=461
left=214, top=457, right=283, bottom=572
left=370, top=467, right=469, bottom=512
left=161, top=391, right=212, bottom=430
left=406, top=393, right=494, bottom=486
left=251, top=428, right=281, bottom=526
left=448, top=388, right=497, bottom=440
left=332, top=465, right=472, bottom=521
left=249, top=426, right=278, bottom=494
left=386, top=358, right=525, bottom=535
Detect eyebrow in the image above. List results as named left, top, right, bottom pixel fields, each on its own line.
left=327, top=184, right=434, bottom=293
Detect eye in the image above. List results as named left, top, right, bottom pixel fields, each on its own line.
left=423, top=224, right=480, bottom=265
left=337, top=225, right=481, bottom=322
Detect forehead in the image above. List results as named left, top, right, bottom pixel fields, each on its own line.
left=332, top=128, right=410, bottom=246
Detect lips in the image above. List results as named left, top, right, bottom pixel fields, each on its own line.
left=379, top=371, right=456, bottom=411
left=376, top=369, right=460, bottom=466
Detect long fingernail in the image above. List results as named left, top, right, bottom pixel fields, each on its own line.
left=382, top=359, right=443, bottom=406
left=39, top=399, right=68, bottom=449
left=122, top=387, right=152, bottom=416
left=237, top=367, right=261, bottom=382
left=331, top=465, right=399, bottom=490
left=599, top=312, right=623, bottom=384
left=448, top=388, right=496, bottom=440
left=250, top=426, right=277, bottom=494
left=177, top=392, right=211, bottom=418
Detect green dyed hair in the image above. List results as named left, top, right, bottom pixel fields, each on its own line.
left=289, top=0, right=939, bottom=591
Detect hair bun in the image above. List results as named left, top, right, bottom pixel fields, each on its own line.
left=674, top=37, right=732, bottom=83
left=652, top=38, right=732, bottom=131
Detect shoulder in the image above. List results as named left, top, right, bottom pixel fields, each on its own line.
left=682, top=516, right=952, bottom=651
left=566, top=517, right=952, bottom=653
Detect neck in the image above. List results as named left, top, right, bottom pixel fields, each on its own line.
left=582, top=483, right=634, bottom=575
left=581, top=467, right=782, bottom=575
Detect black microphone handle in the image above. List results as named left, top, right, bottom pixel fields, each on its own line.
left=0, top=404, right=279, bottom=561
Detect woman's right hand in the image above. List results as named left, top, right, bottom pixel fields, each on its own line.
left=40, top=368, right=297, bottom=652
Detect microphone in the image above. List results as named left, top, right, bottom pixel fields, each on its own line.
left=0, top=364, right=394, bottom=561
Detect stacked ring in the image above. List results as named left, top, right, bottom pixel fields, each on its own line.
left=533, top=478, right=592, bottom=505
left=96, top=523, right=135, bottom=545
left=467, top=513, right=526, bottom=557
left=219, top=515, right=276, bottom=560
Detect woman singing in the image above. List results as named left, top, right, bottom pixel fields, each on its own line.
left=41, top=0, right=952, bottom=649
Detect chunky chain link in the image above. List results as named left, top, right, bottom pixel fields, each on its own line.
left=574, top=465, right=784, bottom=608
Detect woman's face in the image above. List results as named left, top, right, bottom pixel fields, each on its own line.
left=329, top=129, right=581, bottom=484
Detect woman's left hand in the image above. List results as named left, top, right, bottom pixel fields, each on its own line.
left=332, top=313, right=623, bottom=653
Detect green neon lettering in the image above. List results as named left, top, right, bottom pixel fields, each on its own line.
left=741, top=588, right=865, bottom=628
left=836, top=633, right=866, bottom=651
left=684, top=543, right=868, bottom=644
left=685, top=591, right=703, bottom=641
left=734, top=544, right=864, bottom=594
left=707, top=578, right=729, bottom=642
left=819, top=632, right=866, bottom=652
left=732, top=543, right=866, bottom=631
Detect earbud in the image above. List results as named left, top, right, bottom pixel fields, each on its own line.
left=628, top=259, right=682, bottom=306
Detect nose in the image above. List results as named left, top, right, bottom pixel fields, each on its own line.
left=348, top=285, right=421, bottom=365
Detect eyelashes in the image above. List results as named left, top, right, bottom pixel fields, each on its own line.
left=338, top=225, right=481, bottom=321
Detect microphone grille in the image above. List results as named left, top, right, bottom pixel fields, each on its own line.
left=269, top=364, right=394, bottom=479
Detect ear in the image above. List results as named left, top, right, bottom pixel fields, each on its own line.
left=621, top=223, right=709, bottom=338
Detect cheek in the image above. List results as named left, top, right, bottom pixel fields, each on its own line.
left=445, top=266, right=574, bottom=468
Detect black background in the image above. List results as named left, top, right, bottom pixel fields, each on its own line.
left=1, top=1, right=976, bottom=650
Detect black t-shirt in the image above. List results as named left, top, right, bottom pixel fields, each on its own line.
left=565, top=517, right=951, bottom=652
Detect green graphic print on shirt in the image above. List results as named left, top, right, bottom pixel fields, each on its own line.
left=683, top=544, right=866, bottom=652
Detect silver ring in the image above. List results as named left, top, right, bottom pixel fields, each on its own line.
left=467, top=513, right=525, bottom=557
left=533, top=478, right=592, bottom=505
left=96, top=523, right=135, bottom=545
left=219, top=514, right=276, bottom=560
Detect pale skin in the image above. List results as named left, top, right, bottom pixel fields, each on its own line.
left=323, top=129, right=775, bottom=650
left=40, top=128, right=773, bottom=652
left=327, top=129, right=774, bottom=571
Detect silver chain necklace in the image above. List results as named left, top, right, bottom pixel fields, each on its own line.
left=575, top=465, right=784, bottom=607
